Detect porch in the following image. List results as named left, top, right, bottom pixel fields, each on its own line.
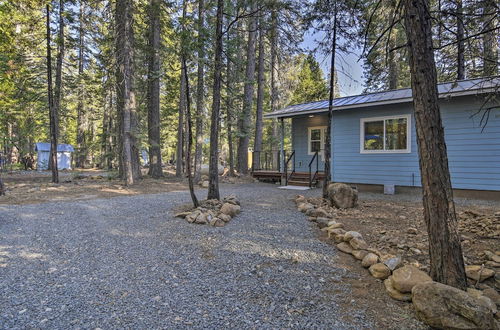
left=251, top=150, right=325, bottom=187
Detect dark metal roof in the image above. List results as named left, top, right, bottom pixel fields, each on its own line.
left=265, top=77, right=499, bottom=118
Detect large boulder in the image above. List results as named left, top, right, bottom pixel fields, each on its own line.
left=220, top=203, right=241, bottom=217
left=344, top=231, right=363, bottom=242
left=369, top=263, right=391, bottom=279
left=305, top=207, right=330, bottom=218
left=350, top=237, right=369, bottom=250
left=326, top=183, right=358, bottom=209
left=199, top=164, right=225, bottom=175
left=362, top=253, right=379, bottom=268
left=298, top=202, right=314, bottom=213
left=384, top=276, right=412, bottom=302
left=412, top=281, right=497, bottom=330
left=465, top=265, right=495, bottom=282
left=336, top=242, right=353, bottom=254
left=352, top=250, right=369, bottom=261
left=391, top=265, right=432, bottom=293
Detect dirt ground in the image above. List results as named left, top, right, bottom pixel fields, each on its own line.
left=312, top=194, right=499, bottom=329
left=0, top=169, right=256, bottom=205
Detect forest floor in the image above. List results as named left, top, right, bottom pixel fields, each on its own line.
left=0, top=168, right=252, bottom=205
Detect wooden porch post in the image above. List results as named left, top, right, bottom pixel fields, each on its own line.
left=280, top=117, right=285, bottom=185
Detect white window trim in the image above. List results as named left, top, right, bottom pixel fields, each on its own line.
left=308, top=126, right=327, bottom=158
left=360, top=114, right=411, bottom=154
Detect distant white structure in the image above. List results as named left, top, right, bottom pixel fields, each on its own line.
left=35, top=143, right=75, bottom=170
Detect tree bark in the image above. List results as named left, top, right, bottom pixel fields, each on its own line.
left=253, top=17, right=265, bottom=170
left=183, top=58, right=199, bottom=207
left=115, top=0, right=140, bottom=185
left=387, top=0, right=399, bottom=89
left=237, top=1, right=257, bottom=174
left=456, top=0, right=465, bottom=80
left=147, top=0, right=163, bottom=178
left=53, top=0, right=64, bottom=140
left=270, top=7, right=279, bottom=166
left=323, top=0, right=337, bottom=198
left=176, top=0, right=187, bottom=178
left=193, top=0, right=205, bottom=183
left=46, top=4, right=58, bottom=183
left=76, top=0, right=86, bottom=168
left=482, top=0, right=498, bottom=77
left=404, top=0, right=467, bottom=289
left=226, top=29, right=235, bottom=177
left=207, top=0, right=223, bottom=200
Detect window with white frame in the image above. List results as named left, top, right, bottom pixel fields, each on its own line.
left=308, top=126, right=327, bottom=155
left=360, top=115, right=411, bottom=153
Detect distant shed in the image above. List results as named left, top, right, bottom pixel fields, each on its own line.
left=35, top=143, right=75, bottom=170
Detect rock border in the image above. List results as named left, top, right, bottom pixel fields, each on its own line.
left=294, top=194, right=500, bottom=327
left=175, top=195, right=241, bottom=227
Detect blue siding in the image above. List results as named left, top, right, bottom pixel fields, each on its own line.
left=291, top=115, right=328, bottom=172
left=331, top=95, right=500, bottom=191
left=291, top=95, right=500, bottom=191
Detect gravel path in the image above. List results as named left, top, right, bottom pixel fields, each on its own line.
left=0, top=183, right=371, bottom=329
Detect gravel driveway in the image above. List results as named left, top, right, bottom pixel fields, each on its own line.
left=0, top=183, right=371, bottom=329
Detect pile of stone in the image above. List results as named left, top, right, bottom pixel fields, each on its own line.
left=175, top=195, right=240, bottom=227
left=458, top=210, right=500, bottom=239
left=294, top=191, right=500, bottom=328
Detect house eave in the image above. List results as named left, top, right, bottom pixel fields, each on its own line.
left=264, top=86, right=498, bottom=119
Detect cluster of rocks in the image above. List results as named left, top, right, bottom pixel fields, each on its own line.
left=294, top=193, right=500, bottom=329
left=458, top=210, right=500, bottom=239
left=175, top=195, right=240, bottom=227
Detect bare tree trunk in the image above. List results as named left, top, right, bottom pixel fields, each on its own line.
left=76, top=0, right=86, bottom=168
left=115, top=0, right=140, bottom=185
left=53, top=0, right=64, bottom=140
left=0, top=175, right=4, bottom=196
left=456, top=0, right=465, bottom=80
left=404, top=0, right=467, bottom=289
left=253, top=17, right=265, bottom=170
left=183, top=58, right=199, bottom=207
left=147, top=0, right=163, bottom=178
left=270, top=8, right=279, bottom=164
left=237, top=1, right=257, bottom=174
left=226, top=31, right=235, bottom=177
left=193, top=0, right=205, bottom=183
left=46, top=4, right=58, bottom=183
left=207, top=0, right=224, bottom=200
left=176, top=0, right=187, bottom=178
left=387, top=0, right=398, bottom=89
left=482, top=0, right=498, bottom=77
left=323, top=0, right=337, bottom=198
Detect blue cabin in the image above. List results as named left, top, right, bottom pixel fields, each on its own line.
left=253, top=77, right=500, bottom=194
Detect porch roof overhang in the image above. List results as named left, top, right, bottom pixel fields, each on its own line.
left=264, top=77, right=499, bottom=119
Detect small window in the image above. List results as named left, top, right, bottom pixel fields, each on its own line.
left=360, top=115, right=410, bottom=153
left=308, top=126, right=327, bottom=155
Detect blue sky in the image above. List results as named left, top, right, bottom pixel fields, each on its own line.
left=301, top=30, right=365, bottom=97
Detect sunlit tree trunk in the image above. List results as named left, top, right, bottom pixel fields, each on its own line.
left=194, top=0, right=205, bottom=183
left=404, top=0, right=467, bottom=289
left=253, top=17, right=265, bottom=170
left=237, top=0, right=257, bottom=174
left=207, top=0, right=223, bottom=200
left=456, top=0, right=465, bottom=80
left=147, top=0, right=163, bottom=178
left=76, top=0, right=86, bottom=168
left=176, top=0, right=188, bottom=178
left=46, top=4, right=58, bottom=183
left=115, top=0, right=140, bottom=185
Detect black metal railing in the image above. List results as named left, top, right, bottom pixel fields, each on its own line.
left=308, top=150, right=319, bottom=188
left=284, top=150, right=295, bottom=185
left=251, top=151, right=281, bottom=172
